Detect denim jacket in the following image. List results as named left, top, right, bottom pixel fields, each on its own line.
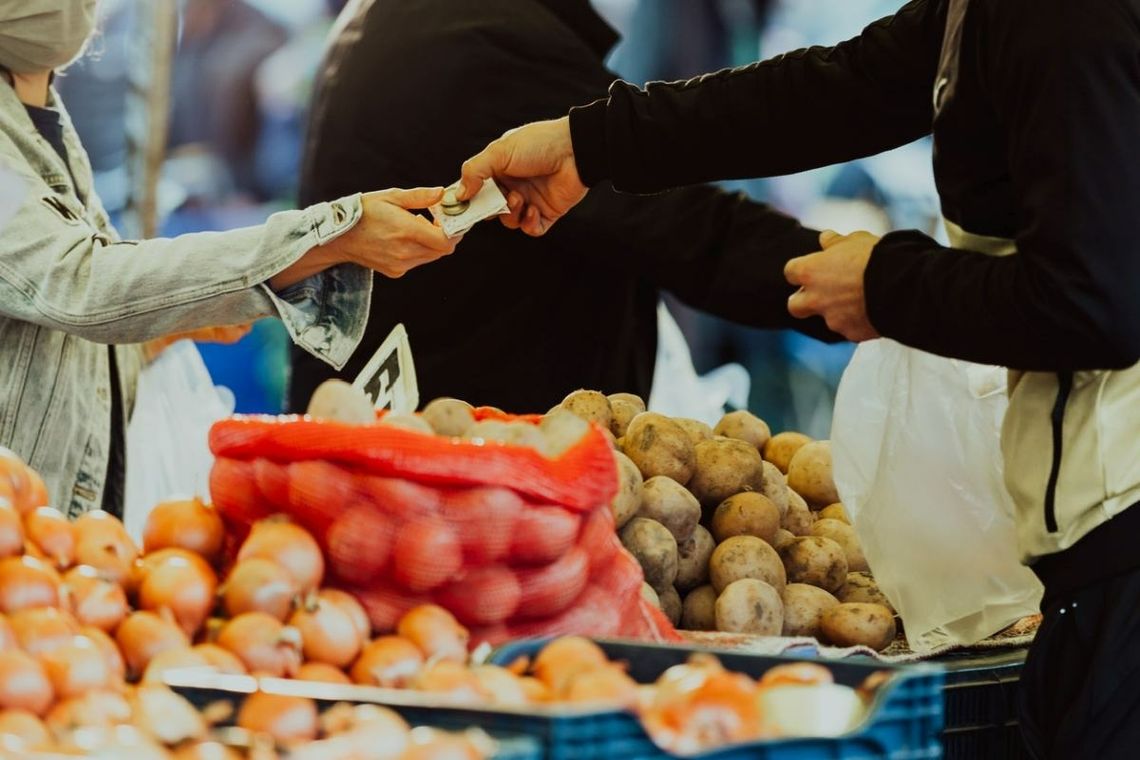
left=0, top=80, right=372, bottom=516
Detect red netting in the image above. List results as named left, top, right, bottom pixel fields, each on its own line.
left=208, top=412, right=679, bottom=646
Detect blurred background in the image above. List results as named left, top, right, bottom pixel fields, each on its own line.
left=60, top=0, right=940, bottom=436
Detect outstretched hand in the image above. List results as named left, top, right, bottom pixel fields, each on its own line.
left=784, top=230, right=881, bottom=342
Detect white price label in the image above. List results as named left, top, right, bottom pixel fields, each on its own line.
left=352, top=323, right=420, bottom=414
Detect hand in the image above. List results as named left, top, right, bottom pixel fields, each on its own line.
left=272, top=187, right=460, bottom=289
left=143, top=323, right=252, bottom=362
left=459, top=117, right=586, bottom=237
left=784, top=230, right=882, bottom=342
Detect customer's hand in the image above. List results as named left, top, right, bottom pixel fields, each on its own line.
left=785, top=230, right=881, bottom=342
left=143, top=324, right=252, bottom=362
left=459, top=117, right=586, bottom=237
left=272, top=188, right=459, bottom=289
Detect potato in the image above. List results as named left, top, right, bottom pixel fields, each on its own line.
left=810, top=519, right=868, bottom=573
left=609, top=399, right=642, bottom=439
left=611, top=452, right=644, bottom=529
left=639, top=477, right=701, bottom=543
left=620, top=518, right=679, bottom=591
left=760, top=462, right=790, bottom=518
left=710, top=493, right=781, bottom=545
left=673, top=418, right=715, bottom=446
left=421, top=397, right=475, bottom=437
left=504, top=422, right=550, bottom=453
left=771, top=528, right=796, bottom=551
left=608, top=393, right=646, bottom=413
left=779, top=536, right=848, bottom=592
left=379, top=413, right=434, bottom=434
left=641, top=583, right=661, bottom=609
left=781, top=583, right=840, bottom=638
left=715, top=579, right=783, bottom=635
left=818, top=503, right=850, bottom=524
left=463, top=419, right=513, bottom=442
left=622, top=413, right=697, bottom=485
left=658, top=586, right=683, bottom=626
left=837, top=572, right=896, bottom=615
left=786, top=441, right=838, bottom=506
left=782, top=490, right=814, bottom=536
left=539, top=409, right=591, bottom=455
left=306, top=379, right=375, bottom=424
left=820, top=603, right=897, bottom=652
left=709, top=536, right=786, bottom=594
left=681, top=585, right=718, bottom=631
left=560, top=389, right=613, bottom=429
left=687, top=438, right=765, bottom=509
left=675, top=525, right=715, bottom=592
left=714, top=410, right=772, bottom=453
left=763, top=431, right=813, bottom=474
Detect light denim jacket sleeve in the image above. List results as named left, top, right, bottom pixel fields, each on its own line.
left=0, top=158, right=372, bottom=370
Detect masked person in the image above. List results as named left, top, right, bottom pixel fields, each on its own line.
left=0, top=0, right=460, bottom=517
left=458, top=1, right=1140, bottom=756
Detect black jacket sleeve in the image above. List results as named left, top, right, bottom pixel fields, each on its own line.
left=568, top=0, right=945, bottom=192
left=865, top=0, right=1140, bottom=371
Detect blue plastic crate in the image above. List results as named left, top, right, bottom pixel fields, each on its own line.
left=483, top=638, right=944, bottom=760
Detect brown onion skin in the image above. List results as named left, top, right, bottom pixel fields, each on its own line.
left=220, top=557, right=298, bottom=621
left=24, top=507, right=75, bottom=570
left=64, top=565, right=130, bottom=632
left=237, top=519, right=324, bottom=593
left=216, top=612, right=302, bottom=678
left=295, top=661, right=352, bottom=685
left=0, top=709, right=51, bottom=749
left=44, top=688, right=132, bottom=734
left=8, top=607, right=79, bottom=657
left=191, top=644, right=248, bottom=675
left=0, top=555, right=64, bottom=613
left=73, top=522, right=138, bottom=587
left=115, top=610, right=190, bottom=679
left=0, top=650, right=54, bottom=716
left=39, top=634, right=118, bottom=699
left=350, top=636, right=425, bottom=688
left=318, top=589, right=371, bottom=641
left=236, top=692, right=319, bottom=745
left=79, top=626, right=126, bottom=683
left=143, top=498, right=225, bottom=566
left=0, top=503, right=24, bottom=559
left=0, top=612, right=16, bottom=650
left=136, top=550, right=218, bottom=637
left=288, top=598, right=362, bottom=668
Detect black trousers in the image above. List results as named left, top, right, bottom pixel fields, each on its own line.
left=1019, top=564, right=1140, bottom=759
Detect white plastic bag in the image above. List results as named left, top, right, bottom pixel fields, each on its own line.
left=648, top=302, right=750, bottom=425
left=831, top=339, right=1043, bottom=652
left=123, top=340, right=234, bottom=544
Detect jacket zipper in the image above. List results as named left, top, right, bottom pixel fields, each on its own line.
left=1043, top=371, right=1074, bottom=533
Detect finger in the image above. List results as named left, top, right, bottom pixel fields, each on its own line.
left=521, top=206, right=545, bottom=237
left=819, top=229, right=842, bottom=248
left=459, top=144, right=501, bottom=200
left=384, top=186, right=446, bottom=210
left=787, top=288, right=816, bottom=319
left=784, top=255, right=808, bottom=286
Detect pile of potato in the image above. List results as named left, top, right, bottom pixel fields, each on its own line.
left=554, top=391, right=898, bottom=652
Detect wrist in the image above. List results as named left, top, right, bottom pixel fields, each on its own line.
left=568, top=99, right=609, bottom=187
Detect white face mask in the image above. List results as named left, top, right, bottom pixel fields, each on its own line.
left=0, top=0, right=99, bottom=74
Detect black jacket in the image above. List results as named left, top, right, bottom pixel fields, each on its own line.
left=569, top=0, right=1140, bottom=373
left=290, top=0, right=835, bottom=414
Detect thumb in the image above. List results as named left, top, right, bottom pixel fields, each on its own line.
left=458, top=143, right=503, bottom=200
left=819, top=229, right=843, bottom=248
left=384, top=186, right=445, bottom=210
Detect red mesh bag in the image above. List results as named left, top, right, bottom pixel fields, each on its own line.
left=208, top=409, right=679, bottom=645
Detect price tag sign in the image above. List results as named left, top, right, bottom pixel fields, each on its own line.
left=352, top=323, right=420, bottom=414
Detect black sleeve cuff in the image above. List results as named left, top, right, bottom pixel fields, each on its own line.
left=568, top=97, right=610, bottom=188
left=865, top=229, right=944, bottom=341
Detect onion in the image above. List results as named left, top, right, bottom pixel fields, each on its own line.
left=295, top=662, right=352, bottom=684
left=0, top=503, right=23, bottom=559
left=350, top=636, right=424, bottom=688
left=0, top=555, right=63, bottom=612
left=220, top=557, right=298, bottom=621
left=288, top=596, right=362, bottom=668
left=192, top=644, right=248, bottom=675
left=39, top=634, right=117, bottom=699
left=471, top=665, right=531, bottom=707
left=396, top=605, right=469, bottom=664
left=0, top=456, right=29, bottom=514
left=318, top=589, right=371, bottom=642
left=64, top=565, right=129, bottom=632
left=136, top=550, right=218, bottom=637
left=73, top=513, right=138, bottom=586
left=0, top=650, right=53, bottom=715
left=44, top=689, right=132, bottom=736
left=142, top=498, right=225, bottom=566
left=401, top=729, right=483, bottom=760
left=22, top=470, right=49, bottom=514
left=237, top=518, right=324, bottom=593
left=9, top=606, right=79, bottom=657
left=412, top=661, right=491, bottom=705
left=236, top=692, right=318, bottom=745
left=0, top=709, right=51, bottom=749
left=115, top=610, right=190, bottom=679
left=24, top=507, right=75, bottom=569
left=130, top=683, right=207, bottom=745
left=79, top=626, right=126, bottom=683
left=0, top=612, right=16, bottom=650
left=173, top=741, right=244, bottom=760
left=141, top=646, right=209, bottom=683
left=216, top=612, right=302, bottom=678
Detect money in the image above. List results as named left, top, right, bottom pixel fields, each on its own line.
left=430, top=178, right=509, bottom=238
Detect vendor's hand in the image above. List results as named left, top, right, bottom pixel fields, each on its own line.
left=459, top=117, right=586, bottom=237
left=785, top=230, right=881, bottom=342
left=272, top=188, right=459, bottom=289
left=143, top=323, right=253, bottom=362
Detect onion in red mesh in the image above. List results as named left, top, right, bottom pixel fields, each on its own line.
left=439, top=487, right=522, bottom=566
left=236, top=518, right=324, bottom=593
left=325, top=504, right=392, bottom=585
left=210, top=458, right=271, bottom=525
left=514, top=547, right=590, bottom=619
left=392, top=519, right=461, bottom=593
left=435, top=566, right=521, bottom=627
left=508, top=506, right=580, bottom=566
